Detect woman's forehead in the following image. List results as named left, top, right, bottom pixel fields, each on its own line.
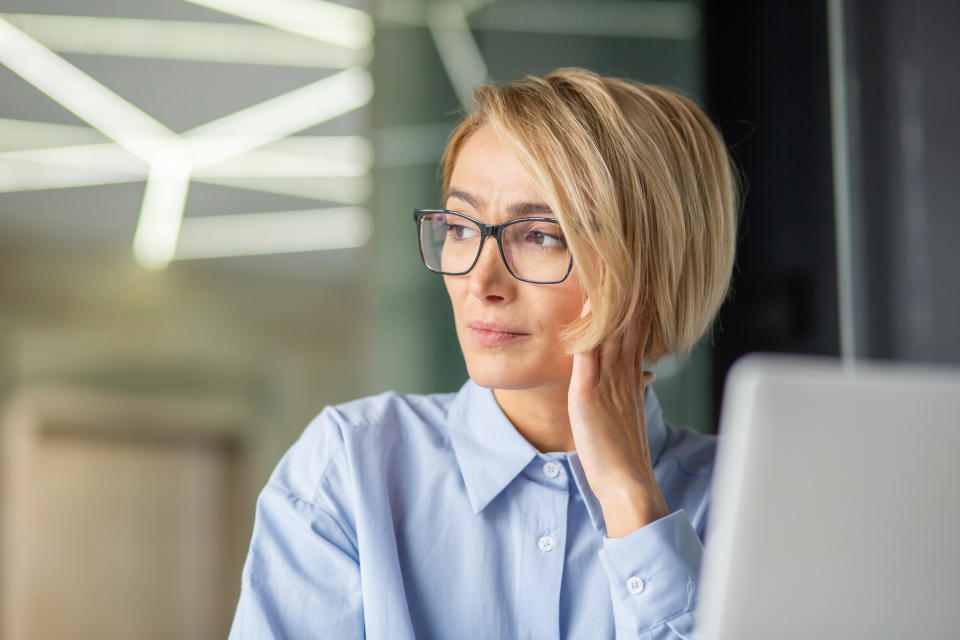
left=446, top=126, right=548, bottom=214
left=450, top=127, right=533, bottom=185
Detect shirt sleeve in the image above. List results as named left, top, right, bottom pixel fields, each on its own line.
left=597, top=509, right=702, bottom=639
left=228, top=410, right=364, bottom=640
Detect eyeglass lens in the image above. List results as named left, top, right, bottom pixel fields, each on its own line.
left=419, top=212, right=570, bottom=283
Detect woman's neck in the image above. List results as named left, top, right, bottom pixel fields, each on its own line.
left=493, top=381, right=575, bottom=453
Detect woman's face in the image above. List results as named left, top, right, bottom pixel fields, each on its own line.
left=443, top=124, right=586, bottom=391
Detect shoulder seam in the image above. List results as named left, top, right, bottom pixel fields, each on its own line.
left=309, top=406, right=350, bottom=505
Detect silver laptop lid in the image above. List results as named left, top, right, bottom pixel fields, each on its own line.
left=697, top=354, right=960, bottom=639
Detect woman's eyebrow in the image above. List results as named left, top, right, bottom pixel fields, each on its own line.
left=446, top=188, right=554, bottom=217
left=446, top=189, right=483, bottom=210
left=508, top=202, right=553, bottom=216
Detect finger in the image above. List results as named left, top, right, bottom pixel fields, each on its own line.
left=571, top=348, right=599, bottom=394
left=598, top=333, right=623, bottom=382
left=632, top=313, right=653, bottom=377
left=580, top=296, right=617, bottom=383
left=620, top=316, right=642, bottom=371
left=576, top=297, right=605, bottom=385
left=605, top=318, right=642, bottom=384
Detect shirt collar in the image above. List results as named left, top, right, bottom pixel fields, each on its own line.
left=447, top=378, right=669, bottom=530
left=447, top=379, right=539, bottom=514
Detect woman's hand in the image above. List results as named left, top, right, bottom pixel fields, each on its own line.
left=568, top=301, right=669, bottom=538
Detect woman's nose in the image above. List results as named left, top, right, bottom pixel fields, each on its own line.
left=468, top=236, right=513, bottom=301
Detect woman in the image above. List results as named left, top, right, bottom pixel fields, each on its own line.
left=229, top=68, right=737, bottom=639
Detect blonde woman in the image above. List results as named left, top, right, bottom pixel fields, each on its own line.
left=230, top=68, right=737, bottom=639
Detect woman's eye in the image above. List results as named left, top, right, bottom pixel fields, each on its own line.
left=525, top=230, right=567, bottom=249
left=446, top=223, right=478, bottom=241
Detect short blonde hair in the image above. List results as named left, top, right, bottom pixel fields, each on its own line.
left=440, top=68, right=738, bottom=365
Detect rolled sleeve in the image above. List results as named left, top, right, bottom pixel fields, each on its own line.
left=598, top=509, right=702, bottom=638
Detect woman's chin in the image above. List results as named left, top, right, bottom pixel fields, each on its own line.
left=465, top=361, right=565, bottom=391
left=469, top=372, right=531, bottom=390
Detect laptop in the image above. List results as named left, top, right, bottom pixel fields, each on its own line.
left=697, top=354, right=960, bottom=639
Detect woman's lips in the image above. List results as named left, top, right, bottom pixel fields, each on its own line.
left=467, top=323, right=529, bottom=347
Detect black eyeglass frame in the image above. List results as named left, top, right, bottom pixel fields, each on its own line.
left=413, top=208, right=574, bottom=284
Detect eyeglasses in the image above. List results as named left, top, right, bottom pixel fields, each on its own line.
left=414, top=209, right=573, bottom=284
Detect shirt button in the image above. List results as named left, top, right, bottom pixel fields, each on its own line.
left=537, top=535, right=556, bottom=552
left=626, top=576, right=645, bottom=594
left=542, top=461, right=560, bottom=478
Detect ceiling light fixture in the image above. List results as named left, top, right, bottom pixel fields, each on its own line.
left=0, top=12, right=370, bottom=68
left=0, top=5, right=374, bottom=270
left=185, top=0, right=373, bottom=49
left=185, top=67, right=373, bottom=169
left=174, top=206, right=373, bottom=260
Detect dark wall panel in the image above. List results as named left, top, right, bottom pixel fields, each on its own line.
left=704, top=1, right=840, bottom=423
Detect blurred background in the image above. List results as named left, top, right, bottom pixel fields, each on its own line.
left=0, top=0, right=956, bottom=637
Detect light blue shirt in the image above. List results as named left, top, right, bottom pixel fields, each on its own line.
left=229, top=379, right=714, bottom=639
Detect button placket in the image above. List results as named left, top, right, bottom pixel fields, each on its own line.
left=514, top=465, right=568, bottom=640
